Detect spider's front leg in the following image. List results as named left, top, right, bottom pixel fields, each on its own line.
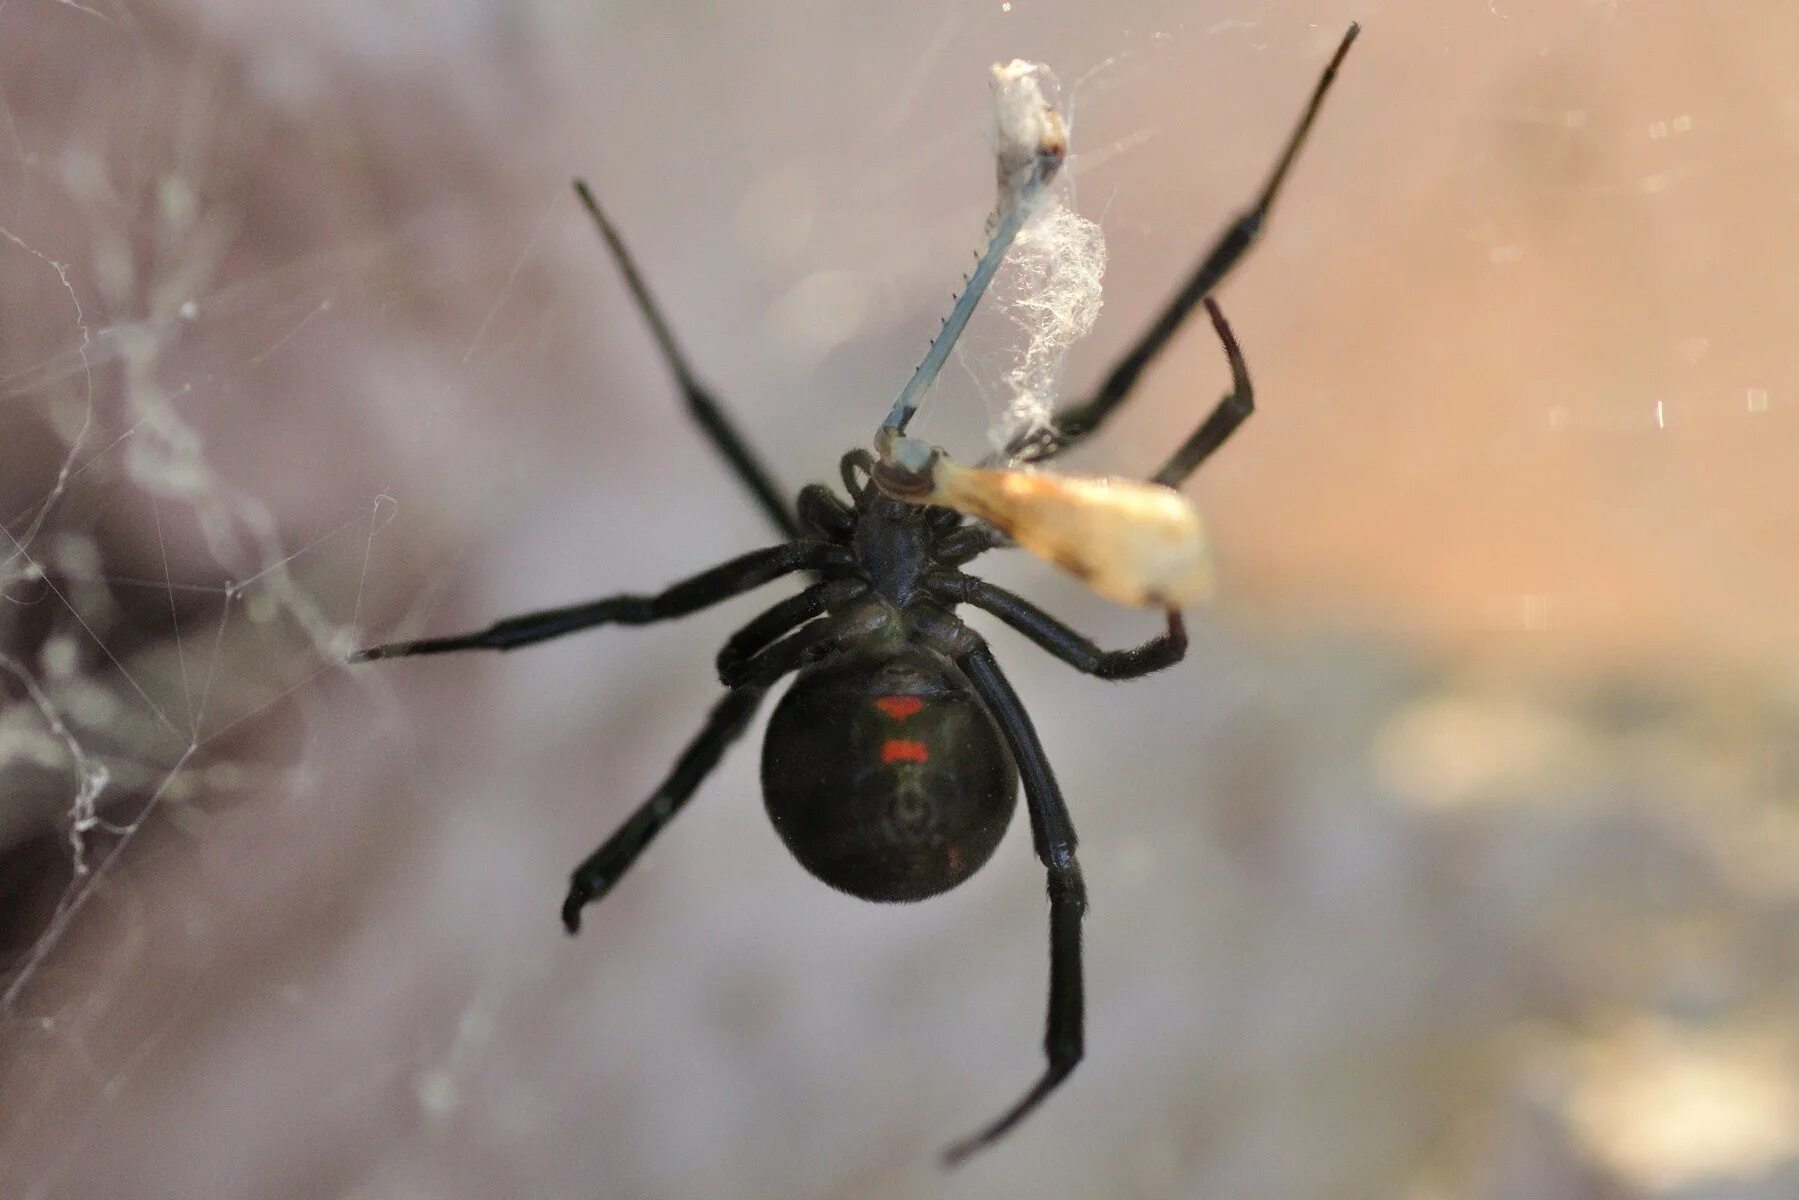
left=1007, top=23, right=1357, bottom=467
left=1150, top=297, right=1253, bottom=488
left=560, top=686, right=764, bottom=933
left=349, top=541, right=848, bottom=661
left=573, top=180, right=798, bottom=539
left=942, top=638, right=1089, bottom=1166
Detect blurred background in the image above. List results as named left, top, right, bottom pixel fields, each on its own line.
left=3, top=2, right=1797, bottom=1197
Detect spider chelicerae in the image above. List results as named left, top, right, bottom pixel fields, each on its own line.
left=354, top=25, right=1356, bottom=1165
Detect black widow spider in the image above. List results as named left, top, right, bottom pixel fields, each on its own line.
left=354, top=25, right=1357, bottom=1165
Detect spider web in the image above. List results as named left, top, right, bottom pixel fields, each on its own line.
left=0, top=5, right=534, bottom=1190
left=0, top=37, right=398, bottom=1196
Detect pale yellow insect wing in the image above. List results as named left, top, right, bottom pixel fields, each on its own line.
left=931, top=463, right=1214, bottom=609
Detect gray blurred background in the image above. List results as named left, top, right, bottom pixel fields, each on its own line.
left=3, top=2, right=1797, bottom=1197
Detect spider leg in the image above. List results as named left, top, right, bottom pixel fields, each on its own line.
left=795, top=484, right=857, bottom=540
left=934, top=524, right=1012, bottom=568
left=574, top=180, right=799, bottom=539
left=928, top=574, right=1185, bottom=680
left=350, top=541, right=849, bottom=661
left=1150, top=298, right=1253, bottom=487
left=562, top=686, right=764, bottom=933
left=563, top=611, right=844, bottom=931
left=1008, top=23, right=1357, bottom=465
left=715, top=578, right=866, bottom=684
left=717, top=613, right=843, bottom=691
left=943, top=641, right=1087, bottom=1165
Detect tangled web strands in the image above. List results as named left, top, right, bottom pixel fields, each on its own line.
left=988, top=199, right=1105, bottom=457
left=984, top=59, right=1107, bottom=456
left=884, top=58, right=1105, bottom=445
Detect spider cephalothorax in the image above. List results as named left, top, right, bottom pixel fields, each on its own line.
left=353, top=25, right=1357, bottom=1165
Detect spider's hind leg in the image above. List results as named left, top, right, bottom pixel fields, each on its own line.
left=562, top=686, right=764, bottom=932
left=942, top=640, right=1089, bottom=1166
left=563, top=592, right=849, bottom=931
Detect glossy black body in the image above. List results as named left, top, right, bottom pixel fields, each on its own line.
left=763, top=644, right=1018, bottom=902
left=755, top=488, right=1017, bottom=901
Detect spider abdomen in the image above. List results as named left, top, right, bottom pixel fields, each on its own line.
left=761, top=647, right=1018, bottom=902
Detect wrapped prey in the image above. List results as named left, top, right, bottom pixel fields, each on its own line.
left=873, top=433, right=1212, bottom=609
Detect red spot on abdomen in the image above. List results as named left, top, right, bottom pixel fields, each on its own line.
left=874, top=696, right=925, bottom=720
left=881, top=739, right=930, bottom=764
